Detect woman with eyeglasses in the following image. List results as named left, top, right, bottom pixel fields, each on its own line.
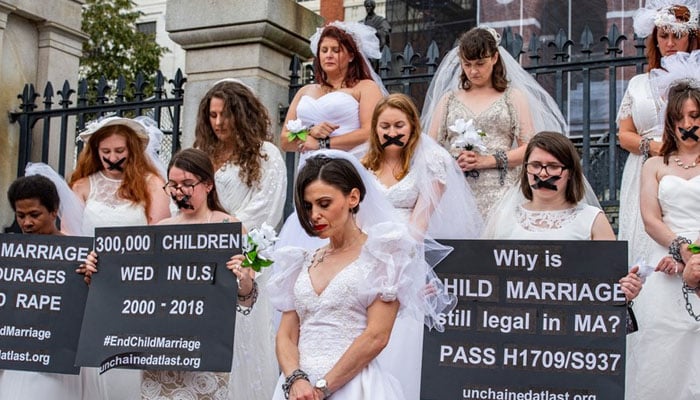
left=83, top=148, right=278, bottom=400
left=482, top=132, right=641, bottom=296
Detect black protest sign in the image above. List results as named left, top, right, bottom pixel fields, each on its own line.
left=76, top=223, right=241, bottom=372
left=0, top=233, right=91, bottom=374
left=421, top=240, right=628, bottom=400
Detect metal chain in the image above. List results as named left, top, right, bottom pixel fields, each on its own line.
left=682, top=283, right=700, bottom=322
left=236, top=280, right=258, bottom=316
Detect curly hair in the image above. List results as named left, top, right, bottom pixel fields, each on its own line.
left=362, top=93, right=421, bottom=180
left=646, top=5, right=698, bottom=71
left=70, top=124, right=160, bottom=217
left=313, top=25, right=373, bottom=89
left=661, top=82, right=700, bottom=163
left=193, top=81, right=271, bottom=188
left=8, top=175, right=59, bottom=212
left=457, top=28, right=508, bottom=92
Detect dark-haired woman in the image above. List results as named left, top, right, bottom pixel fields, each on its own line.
left=269, top=150, right=451, bottom=399
left=616, top=2, right=698, bottom=265
left=280, top=22, right=384, bottom=157
left=425, top=27, right=536, bottom=218
left=627, top=68, right=700, bottom=398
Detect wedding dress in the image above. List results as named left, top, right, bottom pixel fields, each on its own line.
left=625, top=175, right=700, bottom=400
left=616, top=73, right=664, bottom=264
left=269, top=223, right=422, bottom=399
left=434, top=89, right=530, bottom=217
left=215, top=141, right=286, bottom=230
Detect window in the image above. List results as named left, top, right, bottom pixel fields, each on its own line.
left=136, top=21, right=157, bottom=37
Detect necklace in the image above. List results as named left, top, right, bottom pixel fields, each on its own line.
left=314, top=231, right=363, bottom=267
left=673, top=155, right=700, bottom=169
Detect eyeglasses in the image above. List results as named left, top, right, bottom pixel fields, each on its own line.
left=524, top=162, right=567, bottom=176
left=163, top=181, right=201, bottom=196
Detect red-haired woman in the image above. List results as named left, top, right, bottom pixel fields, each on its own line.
left=70, top=116, right=170, bottom=400
left=617, top=2, right=698, bottom=265
left=280, top=21, right=385, bottom=158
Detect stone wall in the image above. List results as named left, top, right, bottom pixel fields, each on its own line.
left=0, top=0, right=86, bottom=228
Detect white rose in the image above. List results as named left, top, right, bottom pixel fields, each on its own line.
left=286, top=118, right=304, bottom=132
left=448, top=118, right=468, bottom=134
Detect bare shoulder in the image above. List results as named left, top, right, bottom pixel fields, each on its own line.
left=72, top=177, right=90, bottom=200
left=356, top=79, right=380, bottom=92
left=213, top=211, right=240, bottom=224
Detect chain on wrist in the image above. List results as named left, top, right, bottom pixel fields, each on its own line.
left=669, top=236, right=692, bottom=263
left=639, top=136, right=651, bottom=162
left=282, top=369, right=309, bottom=399
left=236, top=280, right=258, bottom=316
left=493, top=150, right=508, bottom=186
left=317, top=137, right=330, bottom=149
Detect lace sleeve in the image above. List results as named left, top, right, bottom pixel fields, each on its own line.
left=616, top=85, right=634, bottom=124
left=425, top=149, right=449, bottom=185
left=235, top=142, right=288, bottom=230
left=266, top=246, right=309, bottom=312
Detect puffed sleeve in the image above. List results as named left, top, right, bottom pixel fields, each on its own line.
left=236, top=142, right=288, bottom=230
left=358, top=222, right=423, bottom=317
left=266, top=246, right=309, bottom=312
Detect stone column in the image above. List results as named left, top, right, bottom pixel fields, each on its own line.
left=166, top=0, right=323, bottom=148
left=0, top=0, right=85, bottom=229
left=36, top=21, right=88, bottom=170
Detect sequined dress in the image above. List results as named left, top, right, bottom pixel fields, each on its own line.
left=436, top=88, right=529, bottom=217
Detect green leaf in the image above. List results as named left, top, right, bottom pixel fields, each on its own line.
left=689, top=243, right=700, bottom=254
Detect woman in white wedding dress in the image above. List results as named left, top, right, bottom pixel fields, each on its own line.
left=269, top=151, right=452, bottom=399
left=70, top=116, right=171, bottom=400
left=616, top=1, right=698, bottom=264
left=135, top=148, right=270, bottom=400
left=194, top=80, right=286, bottom=230
left=280, top=22, right=384, bottom=157
left=423, top=27, right=568, bottom=218
left=0, top=175, right=85, bottom=400
left=359, top=93, right=480, bottom=399
left=626, top=72, right=700, bottom=399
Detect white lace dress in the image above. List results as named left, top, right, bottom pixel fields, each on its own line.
left=80, top=171, right=148, bottom=400
left=140, top=269, right=278, bottom=400
left=215, top=141, right=287, bottom=230
left=616, top=73, right=664, bottom=264
left=81, top=171, right=148, bottom=235
left=625, top=175, right=700, bottom=400
left=492, top=203, right=601, bottom=240
left=268, top=222, right=422, bottom=399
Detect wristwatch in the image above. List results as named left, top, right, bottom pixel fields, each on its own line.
left=314, top=378, right=332, bottom=398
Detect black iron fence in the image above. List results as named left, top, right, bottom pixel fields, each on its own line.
left=9, top=24, right=644, bottom=230
left=283, top=24, right=646, bottom=228
left=10, top=69, right=187, bottom=179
